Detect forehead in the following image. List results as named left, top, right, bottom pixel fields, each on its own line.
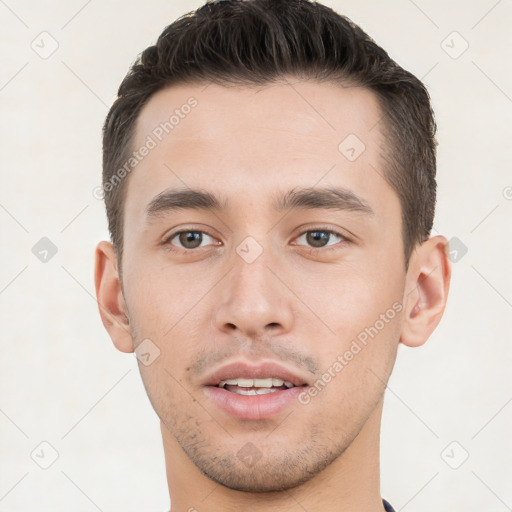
left=133, top=79, right=382, bottom=154
left=125, top=78, right=396, bottom=223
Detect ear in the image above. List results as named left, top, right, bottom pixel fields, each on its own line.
left=94, top=241, right=134, bottom=353
left=400, top=235, right=452, bottom=347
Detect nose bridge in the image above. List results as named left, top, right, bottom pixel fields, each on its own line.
left=213, top=239, right=293, bottom=338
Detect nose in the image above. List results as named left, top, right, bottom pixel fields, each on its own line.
left=213, top=249, right=294, bottom=339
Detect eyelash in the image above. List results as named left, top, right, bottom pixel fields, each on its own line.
left=162, top=227, right=349, bottom=254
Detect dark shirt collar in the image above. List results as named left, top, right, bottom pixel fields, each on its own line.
left=383, top=498, right=396, bottom=511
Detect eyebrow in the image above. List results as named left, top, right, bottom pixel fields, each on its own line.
left=145, top=186, right=374, bottom=221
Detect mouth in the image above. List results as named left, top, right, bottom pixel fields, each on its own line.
left=202, top=361, right=310, bottom=420
left=218, top=377, right=296, bottom=395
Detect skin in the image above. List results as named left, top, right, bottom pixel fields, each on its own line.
left=95, top=78, right=451, bottom=512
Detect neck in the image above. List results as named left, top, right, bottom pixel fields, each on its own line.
left=162, top=399, right=385, bottom=512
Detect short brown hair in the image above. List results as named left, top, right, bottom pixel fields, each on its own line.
left=102, top=0, right=437, bottom=270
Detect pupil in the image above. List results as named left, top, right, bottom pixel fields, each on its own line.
left=180, top=231, right=202, bottom=249
left=307, top=231, right=328, bottom=247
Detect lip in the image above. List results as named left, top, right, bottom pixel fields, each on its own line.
left=202, top=361, right=310, bottom=388
left=204, top=385, right=305, bottom=420
left=202, top=361, right=310, bottom=421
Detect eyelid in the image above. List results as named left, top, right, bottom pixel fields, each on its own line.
left=163, top=223, right=218, bottom=241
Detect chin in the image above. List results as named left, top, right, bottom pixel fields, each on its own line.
left=201, top=466, right=314, bottom=493
left=189, top=441, right=341, bottom=494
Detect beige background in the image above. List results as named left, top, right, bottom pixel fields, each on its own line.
left=1, top=0, right=511, bottom=510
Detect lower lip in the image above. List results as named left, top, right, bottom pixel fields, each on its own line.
left=204, top=386, right=304, bottom=420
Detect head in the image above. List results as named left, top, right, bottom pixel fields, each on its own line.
left=95, top=0, right=450, bottom=495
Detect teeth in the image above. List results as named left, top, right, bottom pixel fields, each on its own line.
left=235, top=378, right=255, bottom=388
left=253, top=378, right=273, bottom=387
left=218, top=377, right=296, bottom=388
left=232, top=388, right=279, bottom=396
left=221, top=379, right=240, bottom=386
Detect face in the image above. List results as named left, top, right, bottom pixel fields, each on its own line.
left=119, top=79, right=406, bottom=491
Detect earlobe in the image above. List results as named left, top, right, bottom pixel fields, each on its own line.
left=94, top=241, right=135, bottom=353
left=400, top=235, right=452, bottom=347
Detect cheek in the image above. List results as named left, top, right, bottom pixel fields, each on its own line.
left=125, top=269, right=203, bottom=421
left=296, top=269, right=403, bottom=432
left=123, top=259, right=200, bottom=334
left=123, top=263, right=214, bottom=382
left=297, top=258, right=405, bottom=341
left=295, top=259, right=404, bottom=400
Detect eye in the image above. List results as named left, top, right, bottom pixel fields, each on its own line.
left=293, top=229, right=346, bottom=249
left=162, top=228, right=348, bottom=254
left=165, top=230, right=218, bottom=251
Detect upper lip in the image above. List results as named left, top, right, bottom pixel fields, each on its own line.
left=202, top=360, right=310, bottom=387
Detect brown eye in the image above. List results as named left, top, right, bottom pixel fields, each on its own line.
left=306, top=231, right=330, bottom=247
left=179, top=231, right=202, bottom=249
left=295, top=230, right=344, bottom=249
left=167, top=231, right=215, bottom=250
